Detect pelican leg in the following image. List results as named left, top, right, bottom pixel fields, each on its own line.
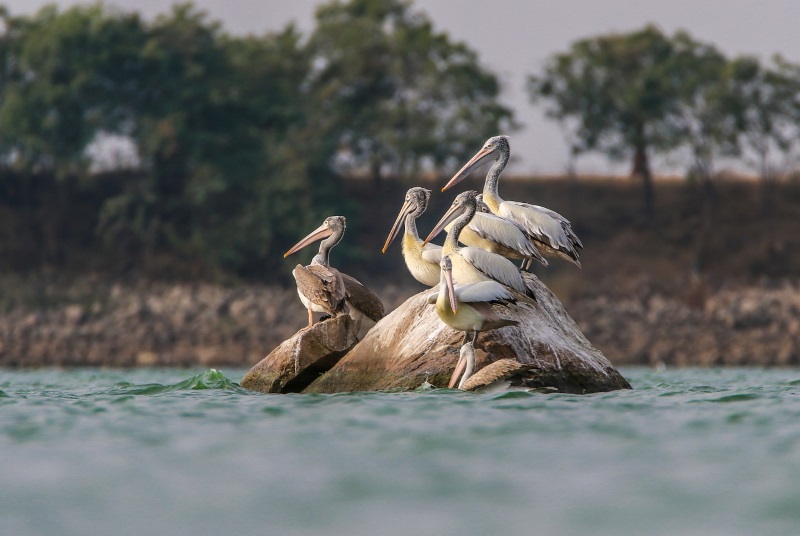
left=463, top=332, right=471, bottom=345
left=471, top=331, right=479, bottom=347
left=306, top=309, right=315, bottom=329
left=519, top=258, right=527, bottom=270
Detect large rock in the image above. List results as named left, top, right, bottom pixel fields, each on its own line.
left=241, top=315, right=359, bottom=393
left=305, top=273, right=631, bottom=394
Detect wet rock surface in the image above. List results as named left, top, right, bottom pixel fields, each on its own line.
left=240, top=315, right=359, bottom=394
left=304, top=273, right=631, bottom=394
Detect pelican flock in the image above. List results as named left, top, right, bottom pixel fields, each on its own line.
left=283, top=135, right=582, bottom=391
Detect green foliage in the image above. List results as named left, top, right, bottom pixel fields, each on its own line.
left=528, top=25, right=800, bottom=220
left=0, top=0, right=512, bottom=280
left=306, top=0, right=513, bottom=182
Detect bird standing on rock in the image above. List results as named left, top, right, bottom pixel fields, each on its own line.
left=424, top=190, right=535, bottom=298
left=428, top=254, right=519, bottom=347
left=444, top=135, right=583, bottom=268
left=285, top=216, right=384, bottom=333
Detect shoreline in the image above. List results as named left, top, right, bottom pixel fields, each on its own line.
left=1, top=278, right=797, bottom=368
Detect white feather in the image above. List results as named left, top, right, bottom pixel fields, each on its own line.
left=421, top=244, right=443, bottom=263
left=455, top=280, right=515, bottom=303
left=459, top=247, right=526, bottom=294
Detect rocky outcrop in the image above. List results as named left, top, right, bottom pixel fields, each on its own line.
left=304, top=273, right=631, bottom=394
left=240, top=315, right=359, bottom=393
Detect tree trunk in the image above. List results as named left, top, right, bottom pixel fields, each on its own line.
left=694, top=172, right=718, bottom=273
left=631, top=143, right=655, bottom=225
left=370, top=157, right=382, bottom=190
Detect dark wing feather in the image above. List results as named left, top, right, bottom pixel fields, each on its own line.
left=340, top=273, right=385, bottom=322
left=293, top=264, right=347, bottom=315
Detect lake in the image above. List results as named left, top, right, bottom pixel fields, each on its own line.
left=2, top=367, right=799, bottom=536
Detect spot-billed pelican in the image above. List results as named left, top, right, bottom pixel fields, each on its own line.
left=285, top=216, right=384, bottom=331
left=427, top=254, right=519, bottom=347
left=423, top=191, right=534, bottom=297
left=443, top=200, right=548, bottom=268
left=448, top=342, right=536, bottom=393
left=382, top=187, right=442, bottom=286
left=444, top=136, right=583, bottom=268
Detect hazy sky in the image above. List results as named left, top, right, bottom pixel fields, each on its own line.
left=6, top=0, right=800, bottom=174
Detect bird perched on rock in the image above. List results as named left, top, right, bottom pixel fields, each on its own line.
left=285, top=216, right=384, bottom=333
left=428, top=254, right=519, bottom=346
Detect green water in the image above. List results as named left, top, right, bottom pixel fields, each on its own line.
left=2, top=368, right=800, bottom=536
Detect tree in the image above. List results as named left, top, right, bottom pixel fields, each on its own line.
left=306, top=0, right=513, bottom=185
left=529, top=25, right=707, bottom=222
left=726, top=55, right=800, bottom=218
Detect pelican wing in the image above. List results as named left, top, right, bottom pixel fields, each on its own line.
left=455, top=280, right=515, bottom=304
left=421, top=243, right=443, bottom=264
left=468, top=213, right=544, bottom=259
left=293, top=264, right=347, bottom=315
left=341, top=273, right=385, bottom=321
left=459, top=247, right=526, bottom=294
left=498, top=201, right=569, bottom=248
left=529, top=204, right=583, bottom=249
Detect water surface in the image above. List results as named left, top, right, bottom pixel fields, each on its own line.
left=2, top=368, right=800, bottom=536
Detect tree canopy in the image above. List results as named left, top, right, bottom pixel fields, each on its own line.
left=528, top=25, right=800, bottom=221
left=0, top=0, right=513, bottom=279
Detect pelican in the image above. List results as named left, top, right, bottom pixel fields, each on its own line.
left=427, top=254, right=519, bottom=347
left=443, top=199, right=547, bottom=268
left=382, top=187, right=442, bottom=286
left=443, top=135, right=583, bottom=268
left=284, top=217, right=348, bottom=329
left=285, top=216, right=384, bottom=332
left=423, top=191, right=534, bottom=297
left=448, top=342, right=536, bottom=393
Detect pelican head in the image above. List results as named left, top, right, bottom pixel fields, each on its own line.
left=448, top=341, right=475, bottom=389
left=475, top=194, right=491, bottom=213
left=440, top=254, right=458, bottom=313
left=422, top=190, right=478, bottom=246
left=382, top=187, right=431, bottom=253
left=284, top=216, right=346, bottom=258
left=443, top=135, right=510, bottom=192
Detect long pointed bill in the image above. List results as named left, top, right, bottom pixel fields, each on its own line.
left=382, top=200, right=413, bottom=253
left=448, top=353, right=466, bottom=388
left=284, top=222, right=332, bottom=258
left=422, top=203, right=464, bottom=246
left=442, top=146, right=494, bottom=192
left=444, top=266, right=457, bottom=313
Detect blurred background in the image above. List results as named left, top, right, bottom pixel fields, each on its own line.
left=0, top=0, right=798, bottom=368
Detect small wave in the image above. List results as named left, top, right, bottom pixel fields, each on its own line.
left=107, top=369, right=245, bottom=396
left=707, top=393, right=762, bottom=403
left=0, top=389, right=9, bottom=398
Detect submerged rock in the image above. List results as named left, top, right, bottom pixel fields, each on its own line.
left=240, top=315, right=359, bottom=393
left=304, top=273, right=631, bottom=394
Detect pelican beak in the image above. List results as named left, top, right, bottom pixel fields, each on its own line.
left=442, top=146, right=495, bottom=192
left=448, top=353, right=466, bottom=388
left=284, top=221, right=332, bottom=258
left=444, top=264, right=457, bottom=313
left=382, top=199, right=414, bottom=253
left=422, top=201, right=463, bottom=246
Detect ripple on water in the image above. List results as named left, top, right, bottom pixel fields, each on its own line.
left=1, top=367, right=800, bottom=536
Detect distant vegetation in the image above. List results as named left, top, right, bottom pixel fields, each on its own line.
left=529, top=25, right=800, bottom=222
left=0, top=0, right=512, bottom=279
left=0, top=2, right=797, bottom=282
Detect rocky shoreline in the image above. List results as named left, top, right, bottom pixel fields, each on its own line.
left=0, top=278, right=798, bottom=368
